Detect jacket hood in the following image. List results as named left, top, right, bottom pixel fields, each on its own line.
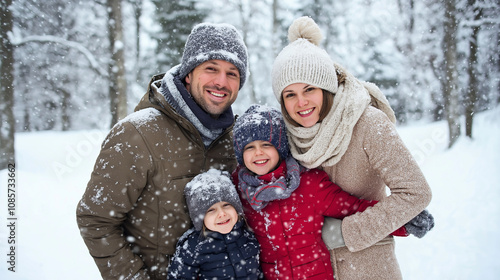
left=134, top=72, right=203, bottom=139
left=135, top=73, right=171, bottom=114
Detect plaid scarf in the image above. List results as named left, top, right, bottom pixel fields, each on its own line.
left=238, top=156, right=303, bottom=211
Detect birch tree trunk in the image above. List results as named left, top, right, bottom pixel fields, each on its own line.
left=272, top=0, right=280, bottom=58
left=131, top=0, right=142, bottom=82
left=107, top=0, right=128, bottom=127
left=443, top=0, right=461, bottom=148
left=237, top=0, right=257, bottom=104
left=465, top=0, right=482, bottom=138
left=0, top=0, right=16, bottom=170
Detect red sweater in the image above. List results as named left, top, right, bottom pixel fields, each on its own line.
left=234, top=162, right=406, bottom=280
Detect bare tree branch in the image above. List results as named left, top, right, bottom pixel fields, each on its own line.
left=10, top=35, right=108, bottom=77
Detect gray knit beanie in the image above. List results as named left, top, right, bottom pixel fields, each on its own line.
left=179, top=22, right=248, bottom=89
left=272, top=16, right=338, bottom=102
left=184, top=169, right=244, bottom=231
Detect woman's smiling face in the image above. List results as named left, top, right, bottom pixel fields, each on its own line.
left=282, top=83, right=324, bottom=127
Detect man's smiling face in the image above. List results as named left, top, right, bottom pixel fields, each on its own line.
left=185, top=60, right=240, bottom=118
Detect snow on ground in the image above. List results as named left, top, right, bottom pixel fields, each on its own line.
left=396, top=107, right=500, bottom=279
left=0, top=107, right=499, bottom=279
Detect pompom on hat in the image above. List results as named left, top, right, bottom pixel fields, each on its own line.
left=179, top=23, right=248, bottom=89
left=272, top=16, right=338, bottom=102
left=233, top=104, right=289, bottom=166
left=184, top=169, right=244, bottom=231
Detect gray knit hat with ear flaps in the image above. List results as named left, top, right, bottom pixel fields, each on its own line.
left=272, top=16, right=338, bottom=102
left=178, top=23, right=248, bottom=89
left=184, top=169, right=244, bottom=231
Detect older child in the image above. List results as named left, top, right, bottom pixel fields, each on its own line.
left=232, top=104, right=432, bottom=280
left=167, top=169, right=262, bottom=280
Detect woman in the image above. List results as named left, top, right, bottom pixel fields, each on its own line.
left=271, top=16, right=432, bottom=279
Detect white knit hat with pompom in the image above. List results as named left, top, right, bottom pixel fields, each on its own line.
left=272, top=16, right=338, bottom=102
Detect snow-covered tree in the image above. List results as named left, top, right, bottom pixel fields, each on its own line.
left=0, top=0, right=15, bottom=169
left=2, top=0, right=500, bottom=170
left=442, top=0, right=461, bottom=148
left=106, top=0, right=128, bottom=126
left=199, top=0, right=287, bottom=113
left=464, top=0, right=482, bottom=138
left=462, top=0, right=500, bottom=138
left=149, top=0, right=207, bottom=72
left=10, top=0, right=111, bottom=131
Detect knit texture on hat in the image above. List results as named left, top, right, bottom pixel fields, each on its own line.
left=233, top=104, right=289, bottom=166
left=184, top=169, right=244, bottom=231
left=272, top=16, right=338, bottom=101
left=178, top=22, right=248, bottom=89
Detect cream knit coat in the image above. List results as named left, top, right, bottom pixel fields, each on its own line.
left=321, top=105, right=432, bottom=279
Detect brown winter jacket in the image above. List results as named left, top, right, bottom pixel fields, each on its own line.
left=76, top=74, right=237, bottom=280
left=322, top=106, right=432, bottom=280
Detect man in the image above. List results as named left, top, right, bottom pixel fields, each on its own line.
left=76, top=23, right=248, bottom=280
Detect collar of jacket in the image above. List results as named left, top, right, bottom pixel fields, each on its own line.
left=139, top=74, right=231, bottom=125
left=171, top=74, right=234, bottom=130
left=258, top=160, right=287, bottom=183
left=201, top=219, right=244, bottom=243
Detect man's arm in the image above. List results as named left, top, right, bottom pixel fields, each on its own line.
left=76, top=121, right=153, bottom=279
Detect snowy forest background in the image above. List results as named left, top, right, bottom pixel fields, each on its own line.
left=0, top=0, right=499, bottom=170
left=0, top=0, right=500, bottom=279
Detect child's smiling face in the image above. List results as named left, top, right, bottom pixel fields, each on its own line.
left=243, top=140, right=280, bottom=175
left=203, top=201, right=238, bottom=234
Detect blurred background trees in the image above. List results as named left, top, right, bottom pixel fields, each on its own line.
left=1, top=0, right=499, bottom=169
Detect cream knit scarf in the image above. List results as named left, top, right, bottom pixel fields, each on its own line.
left=285, top=63, right=396, bottom=169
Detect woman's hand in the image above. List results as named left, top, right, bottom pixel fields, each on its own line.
left=404, top=209, right=435, bottom=238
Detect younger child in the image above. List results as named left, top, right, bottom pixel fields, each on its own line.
left=167, top=169, right=263, bottom=280
left=232, top=105, right=432, bottom=280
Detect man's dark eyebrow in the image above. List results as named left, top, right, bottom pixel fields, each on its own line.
left=207, top=60, right=238, bottom=71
